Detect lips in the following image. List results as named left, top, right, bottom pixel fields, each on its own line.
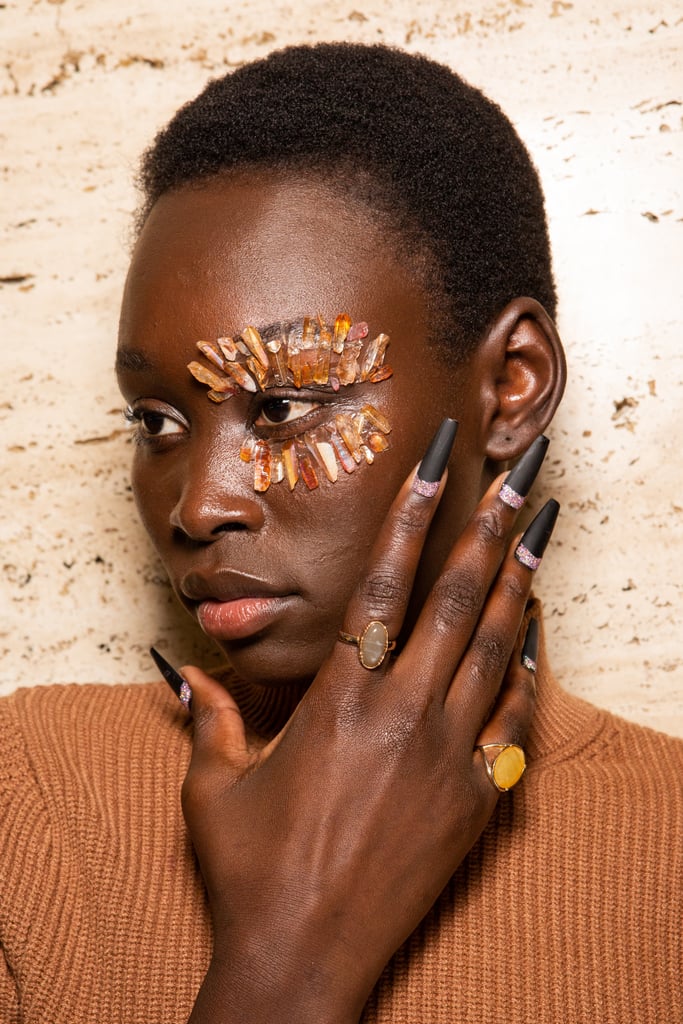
left=180, top=569, right=299, bottom=642
left=196, top=595, right=296, bottom=641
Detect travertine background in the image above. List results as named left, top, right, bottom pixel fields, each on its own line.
left=1, top=0, right=681, bottom=733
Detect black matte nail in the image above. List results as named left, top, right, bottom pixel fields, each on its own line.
left=499, top=435, right=549, bottom=509
left=412, top=418, right=459, bottom=497
left=515, top=498, right=560, bottom=570
left=521, top=617, right=539, bottom=672
left=150, top=647, right=192, bottom=708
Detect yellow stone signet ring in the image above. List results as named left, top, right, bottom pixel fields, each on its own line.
left=476, top=743, right=526, bottom=792
left=337, top=620, right=397, bottom=670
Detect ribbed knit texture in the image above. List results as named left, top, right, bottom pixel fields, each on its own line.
left=1, top=641, right=681, bottom=1021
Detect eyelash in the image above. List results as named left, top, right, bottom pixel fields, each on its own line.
left=124, top=404, right=187, bottom=446
left=252, top=393, right=324, bottom=436
left=123, top=392, right=327, bottom=449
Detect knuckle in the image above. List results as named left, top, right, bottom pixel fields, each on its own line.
left=497, top=687, right=535, bottom=744
left=393, top=499, right=432, bottom=537
left=470, top=629, right=509, bottom=675
left=359, top=569, right=412, bottom=615
left=471, top=503, right=507, bottom=548
left=498, top=568, right=529, bottom=604
left=431, top=569, right=485, bottom=631
left=496, top=704, right=527, bottom=745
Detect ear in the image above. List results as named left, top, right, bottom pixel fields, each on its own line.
left=472, top=297, right=566, bottom=462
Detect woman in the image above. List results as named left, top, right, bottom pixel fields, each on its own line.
left=1, top=43, right=681, bottom=1023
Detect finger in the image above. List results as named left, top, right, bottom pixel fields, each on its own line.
left=449, top=504, right=556, bottom=725
left=181, top=664, right=250, bottom=772
left=336, top=418, right=458, bottom=669
left=400, top=472, right=526, bottom=689
left=404, top=481, right=557, bottom=703
left=442, top=533, right=534, bottom=725
left=471, top=616, right=538, bottom=793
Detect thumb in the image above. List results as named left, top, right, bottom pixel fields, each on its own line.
left=181, top=664, right=250, bottom=773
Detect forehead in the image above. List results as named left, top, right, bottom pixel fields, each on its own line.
left=119, top=170, right=430, bottom=347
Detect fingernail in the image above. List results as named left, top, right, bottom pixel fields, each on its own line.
left=499, top=435, right=549, bottom=510
left=150, top=647, right=192, bottom=708
left=412, top=418, right=459, bottom=497
left=515, top=498, right=560, bottom=570
left=521, top=617, right=539, bottom=673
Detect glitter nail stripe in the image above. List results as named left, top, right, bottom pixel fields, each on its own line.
left=515, top=543, right=542, bottom=571
left=412, top=477, right=440, bottom=497
left=522, top=654, right=537, bottom=673
left=499, top=482, right=526, bottom=510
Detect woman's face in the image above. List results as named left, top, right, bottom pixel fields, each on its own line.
left=117, top=170, right=491, bottom=687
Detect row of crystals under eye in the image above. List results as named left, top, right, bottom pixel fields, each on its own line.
left=239, top=404, right=392, bottom=492
left=187, top=313, right=393, bottom=401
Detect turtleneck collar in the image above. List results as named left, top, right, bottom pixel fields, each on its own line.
left=212, top=599, right=608, bottom=761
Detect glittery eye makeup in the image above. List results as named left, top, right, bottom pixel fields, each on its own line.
left=187, top=314, right=394, bottom=493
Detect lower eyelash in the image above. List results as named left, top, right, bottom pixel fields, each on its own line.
left=122, top=406, right=156, bottom=448
left=241, top=404, right=392, bottom=492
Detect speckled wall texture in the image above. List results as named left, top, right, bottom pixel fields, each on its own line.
left=1, top=0, right=681, bottom=733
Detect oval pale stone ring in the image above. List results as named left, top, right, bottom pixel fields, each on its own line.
left=337, top=620, right=397, bottom=670
left=475, top=743, right=526, bottom=792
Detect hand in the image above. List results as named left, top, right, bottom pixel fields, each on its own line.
left=182, top=442, right=551, bottom=1023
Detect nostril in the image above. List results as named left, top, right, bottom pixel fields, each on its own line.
left=169, top=492, right=265, bottom=541
left=212, top=522, right=249, bottom=535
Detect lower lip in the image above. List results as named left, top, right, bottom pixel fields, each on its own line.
left=196, top=596, right=294, bottom=641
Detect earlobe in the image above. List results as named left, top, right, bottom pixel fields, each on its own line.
left=477, top=297, right=567, bottom=462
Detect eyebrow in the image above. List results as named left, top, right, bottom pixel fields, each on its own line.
left=115, top=318, right=344, bottom=376
left=115, top=348, right=155, bottom=373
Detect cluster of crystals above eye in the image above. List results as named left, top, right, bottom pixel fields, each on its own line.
left=240, top=403, right=391, bottom=492
left=187, top=314, right=394, bottom=492
left=187, top=313, right=393, bottom=401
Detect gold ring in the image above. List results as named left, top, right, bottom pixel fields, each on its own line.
left=337, top=620, right=396, bottom=670
left=475, top=743, right=526, bottom=792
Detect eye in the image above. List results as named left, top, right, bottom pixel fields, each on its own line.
left=125, top=405, right=187, bottom=440
left=254, top=397, right=321, bottom=427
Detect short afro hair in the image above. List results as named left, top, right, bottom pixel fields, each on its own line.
left=137, top=42, right=556, bottom=358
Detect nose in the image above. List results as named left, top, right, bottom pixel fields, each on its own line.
left=169, top=451, right=265, bottom=542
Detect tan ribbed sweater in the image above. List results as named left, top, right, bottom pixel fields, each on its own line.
left=1, top=655, right=681, bottom=1022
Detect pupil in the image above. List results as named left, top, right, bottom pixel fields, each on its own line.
left=142, top=413, right=164, bottom=434
left=264, top=398, right=291, bottom=423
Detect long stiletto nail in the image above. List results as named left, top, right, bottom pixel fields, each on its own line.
left=499, top=435, right=549, bottom=510
left=150, top=647, right=192, bottom=708
left=521, top=617, right=539, bottom=673
left=412, top=418, right=459, bottom=496
left=515, top=499, right=560, bottom=570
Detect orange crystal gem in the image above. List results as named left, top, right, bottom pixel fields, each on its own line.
left=333, top=313, right=351, bottom=353
left=187, top=361, right=234, bottom=392
left=282, top=439, right=299, bottom=490
left=253, top=441, right=272, bottom=492
left=296, top=442, right=319, bottom=490
left=242, top=326, right=269, bottom=369
left=224, top=361, right=258, bottom=393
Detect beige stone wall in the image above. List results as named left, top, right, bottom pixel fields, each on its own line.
left=1, top=0, right=681, bottom=734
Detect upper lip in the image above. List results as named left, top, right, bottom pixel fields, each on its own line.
left=180, top=569, right=296, bottom=605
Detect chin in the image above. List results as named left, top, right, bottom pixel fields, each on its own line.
left=214, top=634, right=333, bottom=690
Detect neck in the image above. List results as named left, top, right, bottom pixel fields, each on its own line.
left=223, top=674, right=308, bottom=741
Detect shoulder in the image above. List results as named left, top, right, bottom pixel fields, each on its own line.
left=576, top=707, right=683, bottom=785
left=522, top=706, right=683, bottom=879
left=0, top=681, right=190, bottom=807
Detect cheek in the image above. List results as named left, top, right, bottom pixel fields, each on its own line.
left=275, top=448, right=402, bottom=600
left=130, top=450, right=178, bottom=542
